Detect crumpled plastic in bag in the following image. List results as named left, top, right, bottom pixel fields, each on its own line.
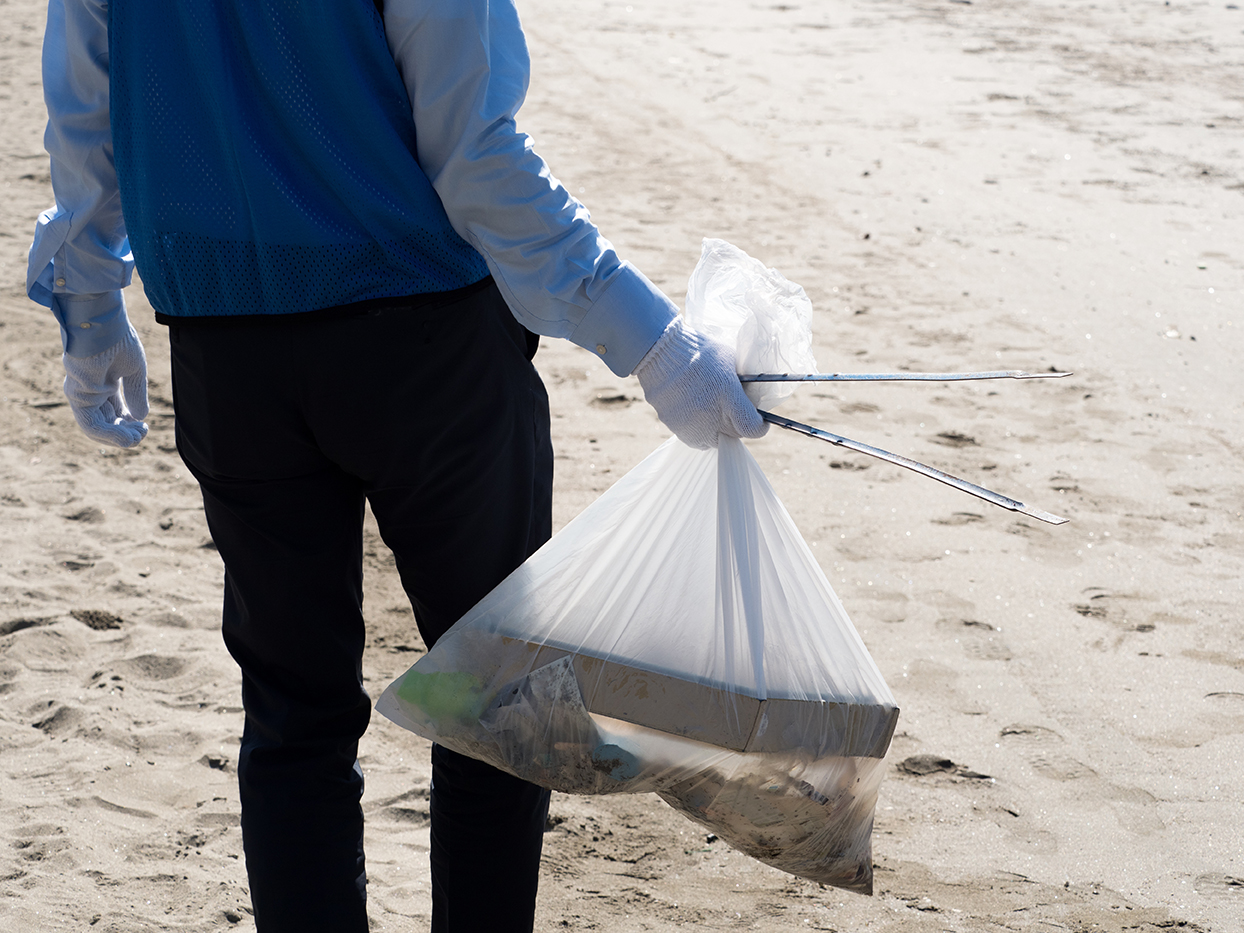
left=685, top=237, right=818, bottom=411
left=377, top=240, right=898, bottom=894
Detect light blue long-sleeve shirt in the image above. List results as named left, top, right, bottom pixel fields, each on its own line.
left=28, top=0, right=676, bottom=375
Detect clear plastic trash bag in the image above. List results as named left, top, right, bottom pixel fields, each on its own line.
left=377, top=239, right=897, bottom=894
left=377, top=439, right=898, bottom=893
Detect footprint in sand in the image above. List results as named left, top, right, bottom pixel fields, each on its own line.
left=1070, top=588, right=1159, bottom=634
left=114, top=654, right=190, bottom=682
left=854, top=590, right=909, bottom=624
left=935, top=618, right=1014, bottom=661
left=12, top=822, right=75, bottom=872
left=83, top=654, right=206, bottom=707
left=1192, top=873, right=1244, bottom=900
left=999, top=724, right=1092, bottom=781
left=3, top=623, right=88, bottom=674
left=999, top=723, right=1163, bottom=834
left=1199, top=692, right=1244, bottom=737
left=367, top=788, right=433, bottom=828
left=921, top=589, right=975, bottom=613
left=898, top=658, right=988, bottom=715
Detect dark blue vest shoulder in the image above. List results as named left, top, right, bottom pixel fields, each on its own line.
left=109, top=0, right=489, bottom=318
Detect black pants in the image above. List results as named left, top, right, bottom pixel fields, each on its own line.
left=169, top=281, right=554, bottom=933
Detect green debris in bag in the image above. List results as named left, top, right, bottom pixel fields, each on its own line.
left=395, top=670, right=488, bottom=725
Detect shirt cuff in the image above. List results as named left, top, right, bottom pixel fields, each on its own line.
left=53, top=291, right=128, bottom=358
left=569, top=262, right=679, bottom=377
left=27, top=208, right=73, bottom=308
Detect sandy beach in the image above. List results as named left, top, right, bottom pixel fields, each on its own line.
left=2, top=0, right=1242, bottom=929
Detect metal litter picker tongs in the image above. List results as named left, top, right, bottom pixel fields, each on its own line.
left=741, top=370, right=1071, bottom=526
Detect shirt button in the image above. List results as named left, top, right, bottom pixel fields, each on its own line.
left=55, top=277, right=66, bottom=287
left=79, top=323, right=91, bottom=329
left=595, top=344, right=607, bottom=355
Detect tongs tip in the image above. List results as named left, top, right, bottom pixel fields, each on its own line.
left=1016, top=505, right=1070, bottom=526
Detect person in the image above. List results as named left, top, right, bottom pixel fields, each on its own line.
left=28, top=1, right=767, bottom=930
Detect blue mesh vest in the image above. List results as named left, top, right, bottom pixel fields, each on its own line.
left=108, top=0, right=491, bottom=319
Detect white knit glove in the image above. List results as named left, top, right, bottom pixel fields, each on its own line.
left=62, top=320, right=150, bottom=448
left=633, top=316, right=768, bottom=450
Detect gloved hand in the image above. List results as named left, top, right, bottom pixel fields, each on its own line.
left=62, top=319, right=150, bottom=448
left=633, top=316, right=768, bottom=450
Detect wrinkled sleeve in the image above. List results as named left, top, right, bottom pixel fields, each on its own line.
left=30, top=0, right=133, bottom=355
left=383, top=0, right=676, bottom=376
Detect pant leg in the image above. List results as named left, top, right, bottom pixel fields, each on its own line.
left=211, top=469, right=372, bottom=931
left=170, top=323, right=373, bottom=933
left=429, top=745, right=551, bottom=933
left=319, top=286, right=554, bottom=933
left=335, top=286, right=553, bottom=651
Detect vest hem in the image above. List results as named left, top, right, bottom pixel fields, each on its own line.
left=155, top=276, right=495, bottom=327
